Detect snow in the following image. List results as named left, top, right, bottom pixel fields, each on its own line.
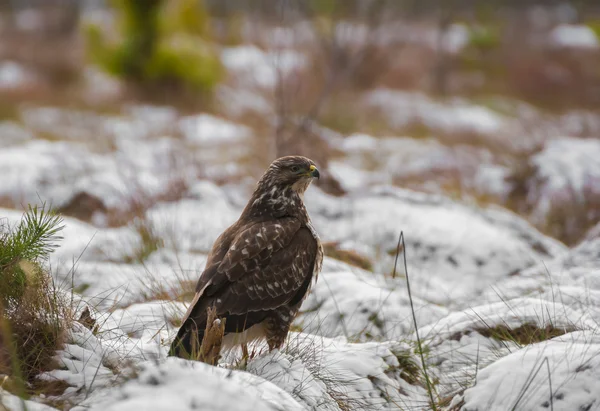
left=179, top=114, right=252, bottom=145
left=0, top=121, right=35, bottom=147
left=299, top=259, right=449, bottom=340
left=0, top=153, right=578, bottom=410
left=305, top=187, right=565, bottom=306
left=549, top=24, right=599, bottom=49
left=1, top=44, right=599, bottom=410
left=77, top=358, right=304, bottom=411
left=0, top=391, right=56, bottom=411
left=528, top=137, right=600, bottom=222
left=489, top=234, right=600, bottom=323
left=20, top=106, right=174, bottom=142
left=334, top=133, right=511, bottom=198
left=216, top=85, right=272, bottom=117
left=0, top=61, right=35, bottom=90
left=0, top=133, right=198, bottom=212
left=418, top=298, right=594, bottom=344
left=366, top=89, right=507, bottom=137
left=220, top=45, right=307, bottom=88
left=462, top=333, right=600, bottom=410
left=249, top=333, right=428, bottom=410
left=442, top=24, right=470, bottom=54
left=146, top=196, right=239, bottom=253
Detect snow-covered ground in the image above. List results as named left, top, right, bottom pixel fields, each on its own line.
left=1, top=20, right=600, bottom=411
left=1, top=95, right=600, bottom=410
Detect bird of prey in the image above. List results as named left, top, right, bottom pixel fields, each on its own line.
left=170, top=156, right=323, bottom=359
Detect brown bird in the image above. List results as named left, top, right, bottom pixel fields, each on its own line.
left=170, top=156, right=323, bottom=358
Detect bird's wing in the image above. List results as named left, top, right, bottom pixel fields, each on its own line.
left=181, top=217, right=317, bottom=324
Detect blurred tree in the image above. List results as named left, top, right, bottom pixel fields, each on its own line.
left=86, top=0, right=222, bottom=95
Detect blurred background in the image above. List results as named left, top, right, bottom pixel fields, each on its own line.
left=1, top=0, right=599, bottom=246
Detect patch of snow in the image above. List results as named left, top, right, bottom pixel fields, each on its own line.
left=146, top=194, right=240, bottom=253
left=109, top=300, right=187, bottom=340
left=54, top=260, right=193, bottom=310
left=81, top=67, right=123, bottom=103
left=78, top=358, right=303, bottom=411
left=443, top=24, right=470, bottom=54
left=366, top=89, right=507, bottom=137
left=221, top=45, right=307, bottom=88
left=305, top=187, right=565, bottom=306
left=248, top=333, right=427, bottom=410
left=0, top=121, right=35, bottom=147
left=39, top=322, right=121, bottom=405
left=179, top=114, right=252, bottom=145
left=463, top=334, right=600, bottom=410
left=20, top=106, right=175, bottom=143
left=419, top=297, right=594, bottom=344
left=489, top=235, right=600, bottom=322
left=328, top=161, right=389, bottom=191
left=299, top=258, right=449, bottom=340
left=216, top=86, right=272, bottom=117
left=0, top=135, right=197, bottom=212
left=339, top=134, right=509, bottom=197
left=0, top=390, right=56, bottom=411
left=528, top=137, right=600, bottom=222
left=341, top=133, right=379, bottom=153
left=473, top=164, right=510, bottom=198
left=549, top=24, right=599, bottom=49
left=0, top=61, right=35, bottom=90
left=427, top=330, right=515, bottom=399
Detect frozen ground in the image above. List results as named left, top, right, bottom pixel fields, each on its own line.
left=2, top=100, right=600, bottom=410
left=1, top=28, right=600, bottom=411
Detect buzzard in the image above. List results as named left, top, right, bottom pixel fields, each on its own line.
left=170, top=156, right=323, bottom=358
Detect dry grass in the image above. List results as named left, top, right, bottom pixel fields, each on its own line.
left=322, top=242, right=373, bottom=271
left=505, top=143, right=600, bottom=246
left=449, top=323, right=574, bottom=348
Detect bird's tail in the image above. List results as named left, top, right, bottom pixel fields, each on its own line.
left=169, top=320, right=205, bottom=359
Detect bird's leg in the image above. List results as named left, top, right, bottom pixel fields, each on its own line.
left=200, top=307, right=226, bottom=366
left=265, top=309, right=294, bottom=351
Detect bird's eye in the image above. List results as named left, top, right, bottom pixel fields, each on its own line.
left=290, top=165, right=300, bottom=173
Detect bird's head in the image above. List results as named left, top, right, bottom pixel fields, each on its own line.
left=261, top=156, right=320, bottom=194
left=245, top=156, right=320, bottom=219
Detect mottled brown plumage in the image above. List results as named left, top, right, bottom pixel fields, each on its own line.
left=170, top=156, right=323, bottom=358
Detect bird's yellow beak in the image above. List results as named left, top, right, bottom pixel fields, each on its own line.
left=309, top=165, right=320, bottom=179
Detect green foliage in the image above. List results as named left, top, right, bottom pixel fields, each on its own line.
left=587, top=20, right=600, bottom=39
left=468, top=25, right=501, bottom=51
left=310, top=0, right=337, bottom=15
left=0, top=205, right=67, bottom=391
left=86, top=0, right=223, bottom=93
left=162, top=0, right=211, bottom=37
left=0, top=205, right=64, bottom=310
